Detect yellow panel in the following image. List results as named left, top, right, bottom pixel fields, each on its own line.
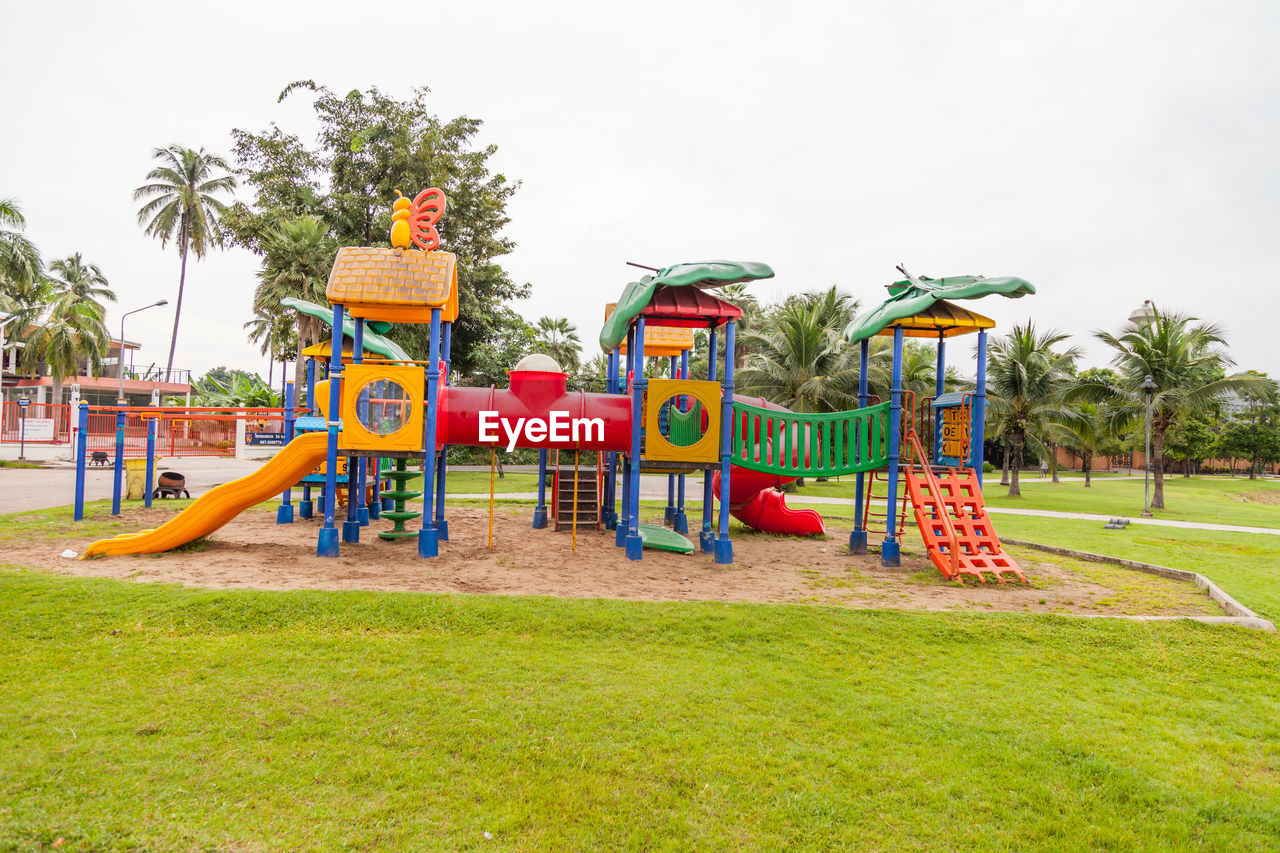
left=338, top=364, right=425, bottom=452
left=643, top=378, right=721, bottom=465
left=326, top=247, right=457, bottom=323
left=604, top=303, right=695, bottom=356
left=301, top=339, right=352, bottom=359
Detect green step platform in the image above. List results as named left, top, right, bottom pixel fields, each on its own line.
left=637, top=523, right=694, bottom=554
left=378, top=459, right=422, bottom=541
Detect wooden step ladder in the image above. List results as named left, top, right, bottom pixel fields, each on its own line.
left=553, top=451, right=602, bottom=532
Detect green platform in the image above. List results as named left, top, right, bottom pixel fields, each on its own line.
left=637, top=523, right=694, bottom=554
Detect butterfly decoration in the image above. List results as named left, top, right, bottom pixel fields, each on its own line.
left=390, top=188, right=447, bottom=251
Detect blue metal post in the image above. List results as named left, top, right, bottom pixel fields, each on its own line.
left=664, top=355, right=677, bottom=525
left=881, top=327, right=905, bottom=566
left=111, top=410, right=125, bottom=516
left=533, top=448, right=549, bottom=529
left=700, top=328, right=718, bottom=553
left=305, top=358, right=317, bottom=414
left=971, top=329, right=989, bottom=485
left=933, top=336, right=947, bottom=466
left=144, top=416, right=156, bottom=509
left=433, top=321, right=452, bottom=538
left=625, top=319, right=646, bottom=559
left=714, top=322, right=736, bottom=564
left=418, top=308, right=442, bottom=558
left=277, top=381, right=296, bottom=524
left=674, top=348, right=690, bottom=534
left=317, top=303, right=345, bottom=557
left=851, top=339, right=870, bottom=554
left=616, top=332, right=635, bottom=546
left=604, top=346, right=621, bottom=530
left=348, top=318, right=368, bottom=535
left=73, top=402, right=88, bottom=521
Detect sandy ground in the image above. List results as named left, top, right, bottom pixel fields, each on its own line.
left=12, top=505, right=1222, bottom=617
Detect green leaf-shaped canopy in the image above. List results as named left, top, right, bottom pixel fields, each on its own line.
left=281, top=297, right=412, bottom=361
left=844, top=273, right=1035, bottom=344
left=599, top=260, right=774, bottom=352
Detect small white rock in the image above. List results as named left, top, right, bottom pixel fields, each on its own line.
left=61, top=550, right=78, bottom=559
left=483, top=831, right=493, bottom=840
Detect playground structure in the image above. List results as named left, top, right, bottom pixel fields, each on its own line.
left=80, top=189, right=1033, bottom=583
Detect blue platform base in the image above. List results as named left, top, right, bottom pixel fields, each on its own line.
left=276, top=504, right=294, bottom=525
left=316, top=527, right=340, bottom=558
left=436, top=519, right=449, bottom=541
left=342, top=519, right=361, bottom=543
left=532, top=506, right=548, bottom=529
left=849, top=530, right=867, bottom=555
left=673, top=511, right=689, bottom=535
left=699, top=529, right=714, bottom=554
left=381, top=496, right=395, bottom=512
left=664, top=506, right=675, bottom=525
left=615, top=524, right=627, bottom=547
left=625, top=533, right=643, bottom=561
left=298, top=499, right=313, bottom=520
left=880, top=540, right=901, bottom=567
left=369, top=501, right=381, bottom=521
left=713, top=537, right=734, bottom=565
left=358, top=507, right=370, bottom=527
left=603, top=511, right=617, bottom=531
left=418, top=528, right=439, bottom=558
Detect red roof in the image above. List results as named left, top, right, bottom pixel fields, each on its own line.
left=638, top=285, right=743, bottom=329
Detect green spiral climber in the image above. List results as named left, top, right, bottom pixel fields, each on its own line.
left=378, top=458, right=422, bottom=541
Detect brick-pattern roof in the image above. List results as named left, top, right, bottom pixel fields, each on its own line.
left=326, top=247, right=456, bottom=309
left=605, top=303, right=695, bottom=356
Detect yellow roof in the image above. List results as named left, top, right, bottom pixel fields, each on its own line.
left=326, top=246, right=458, bottom=323
left=876, top=299, right=996, bottom=339
left=604, top=303, right=695, bottom=357
left=301, top=339, right=353, bottom=358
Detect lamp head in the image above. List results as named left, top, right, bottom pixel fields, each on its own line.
left=1142, top=375, right=1157, bottom=394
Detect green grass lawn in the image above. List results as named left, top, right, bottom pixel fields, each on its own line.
left=1, top=570, right=1278, bottom=851
left=401, top=470, right=539, bottom=495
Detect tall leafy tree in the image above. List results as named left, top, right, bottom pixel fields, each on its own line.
left=249, top=216, right=334, bottom=393
left=227, top=83, right=526, bottom=376
left=1049, top=403, right=1115, bottom=487
left=133, top=146, right=237, bottom=377
left=985, top=323, right=1081, bottom=497
left=1076, top=306, right=1273, bottom=509
left=47, top=253, right=115, bottom=319
left=0, top=197, right=44, bottom=317
left=1218, top=404, right=1280, bottom=479
left=534, top=316, right=582, bottom=372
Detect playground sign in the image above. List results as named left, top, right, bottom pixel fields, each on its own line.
left=21, top=418, right=55, bottom=442
left=247, top=431, right=289, bottom=447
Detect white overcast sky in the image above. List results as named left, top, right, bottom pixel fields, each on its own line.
left=4, top=0, right=1278, bottom=382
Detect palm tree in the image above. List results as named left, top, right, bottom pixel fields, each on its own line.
left=47, top=253, right=115, bottom=319
left=22, top=300, right=110, bottom=405
left=1076, top=305, right=1273, bottom=509
left=250, top=217, right=334, bottom=393
left=736, top=291, right=861, bottom=412
left=985, top=323, right=1082, bottom=497
left=534, top=316, right=582, bottom=372
left=1050, top=403, right=1113, bottom=487
left=133, top=146, right=237, bottom=378
left=0, top=198, right=44, bottom=317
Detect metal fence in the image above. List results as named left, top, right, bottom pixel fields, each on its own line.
left=1, top=402, right=72, bottom=444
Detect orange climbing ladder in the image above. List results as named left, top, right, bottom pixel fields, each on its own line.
left=902, top=429, right=1025, bottom=583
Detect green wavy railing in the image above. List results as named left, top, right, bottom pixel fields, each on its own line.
left=730, top=400, right=891, bottom=476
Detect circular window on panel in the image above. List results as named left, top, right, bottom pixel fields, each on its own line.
left=658, top=396, right=706, bottom=447
left=357, top=378, right=412, bottom=436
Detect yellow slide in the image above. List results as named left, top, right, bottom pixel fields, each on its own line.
left=82, top=432, right=330, bottom=558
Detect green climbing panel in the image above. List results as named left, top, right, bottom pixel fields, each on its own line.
left=378, top=458, right=422, bottom=541
left=638, top=523, right=694, bottom=554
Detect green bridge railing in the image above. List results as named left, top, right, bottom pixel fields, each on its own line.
left=730, top=400, right=891, bottom=477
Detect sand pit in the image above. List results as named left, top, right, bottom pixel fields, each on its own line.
left=9, top=504, right=1225, bottom=618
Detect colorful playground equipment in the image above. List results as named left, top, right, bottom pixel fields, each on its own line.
left=79, top=189, right=1034, bottom=583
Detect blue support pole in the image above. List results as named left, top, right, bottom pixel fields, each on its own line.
left=369, top=457, right=382, bottom=520
left=604, top=346, right=621, bottom=530
left=73, top=402, right=88, bottom=521
left=317, top=303, right=345, bottom=557
left=533, top=447, right=549, bottom=529
left=144, top=416, right=156, bottom=509
left=349, top=319, right=368, bottom=534
left=433, top=321, right=452, bottom=538
left=851, top=338, right=870, bottom=554
left=664, top=355, right=678, bottom=525
left=111, top=410, right=125, bottom=516
left=934, top=335, right=946, bottom=464
left=971, top=329, right=989, bottom=485
left=616, top=332, right=635, bottom=547
left=277, top=381, right=296, bottom=524
left=714, top=322, right=736, bottom=564
left=305, top=358, right=317, bottom=415
left=881, top=327, right=905, bottom=566
left=674, top=348, right=690, bottom=535
left=419, top=308, right=442, bottom=558
left=700, top=328, right=718, bottom=553
left=625, top=319, right=646, bottom=559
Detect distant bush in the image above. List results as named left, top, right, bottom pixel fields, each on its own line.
left=983, top=461, right=995, bottom=473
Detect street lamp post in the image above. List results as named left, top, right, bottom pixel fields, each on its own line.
left=116, top=300, right=169, bottom=405
left=1142, top=374, right=1156, bottom=517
